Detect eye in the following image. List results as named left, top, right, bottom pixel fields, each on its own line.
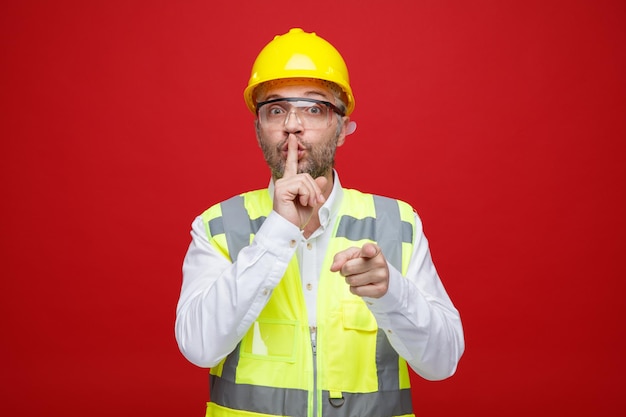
left=267, top=105, right=287, bottom=116
left=303, top=104, right=325, bottom=116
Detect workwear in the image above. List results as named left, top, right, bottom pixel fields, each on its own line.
left=256, top=97, right=345, bottom=129
left=244, top=28, right=355, bottom=116
left=201, top=188, right=415, bottom=417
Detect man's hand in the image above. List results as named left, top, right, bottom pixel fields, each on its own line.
left=330, top=243, right=389, bottom=298
left=273, top=135, right=327, bottom=229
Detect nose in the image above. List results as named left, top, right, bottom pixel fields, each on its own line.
left=284, top=109, right=303, bottom=133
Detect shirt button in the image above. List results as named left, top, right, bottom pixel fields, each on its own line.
left=262, top=289, right=269, bottom=296
left=306, top=283, right=312, bottom=291
left=387, top=329, right=393, bottom=334
left=289, top=239, right=296, bottom=248
left=306, top=242, right=313, bottom=250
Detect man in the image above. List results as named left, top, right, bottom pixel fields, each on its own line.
left=175, top=28, right=464, bottom=417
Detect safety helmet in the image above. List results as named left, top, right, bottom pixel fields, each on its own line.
left=244, top=28, right=355, bottom=116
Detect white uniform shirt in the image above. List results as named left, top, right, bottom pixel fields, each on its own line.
left=175, top=173, right=464, bottom=381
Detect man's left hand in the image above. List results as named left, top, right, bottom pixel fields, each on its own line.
left=330, top=243, right=389, bottom=298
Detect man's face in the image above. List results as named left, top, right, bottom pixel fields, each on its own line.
left=255, top=79, right=347, bottom=180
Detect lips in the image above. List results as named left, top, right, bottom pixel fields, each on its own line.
left=280, top=142, right=306, bottom=151
left=280, top=139, right=307, bottom=159
left=281, top=149, right=305, bottom=159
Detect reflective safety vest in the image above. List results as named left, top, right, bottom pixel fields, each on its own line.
left=201, top=188, right=417, bottom=417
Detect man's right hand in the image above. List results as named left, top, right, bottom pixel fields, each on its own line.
left=273, top=135, right=327, bottom=229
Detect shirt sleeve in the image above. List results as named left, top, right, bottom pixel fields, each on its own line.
left=175, top=211, right=301, bottom=368
left=363, top=212, right=465, bottom=381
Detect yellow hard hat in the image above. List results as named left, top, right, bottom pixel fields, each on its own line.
left=244, top=28, right=355, bottom=116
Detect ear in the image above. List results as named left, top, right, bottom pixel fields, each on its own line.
left=336, top=117, right=355, bottom=147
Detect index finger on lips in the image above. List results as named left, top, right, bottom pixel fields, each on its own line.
left=283, top=135, right=298, bottom=178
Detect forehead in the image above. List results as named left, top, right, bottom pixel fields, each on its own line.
left=255, top=78, right=335, bottom=102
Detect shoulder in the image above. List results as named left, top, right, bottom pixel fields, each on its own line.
left=343, top=188, right=416, bottom=214
left=342, top=189, right=422, bottom=239
left=199, top=189, right=267, bottom=223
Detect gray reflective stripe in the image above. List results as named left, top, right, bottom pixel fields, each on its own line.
left=212, top=336, right=409, bottom=417
left=336, top=216, right=376, bottom=240
left=209, top=216, right=265, bottom=238
left=207, top=217, right=224, bottom=235
left=210, top=374, right=309, bottom=417
left=220, top=342, right=241, bottom=382
left=210, top=195, right=266, bottom=262
left=322, top=388, right=414, bottom=417
left=373, top=195, right=402, bottom=271
left=336, top=196, right=413, bottom=271
left=401, top=221, right=413, bottom=245
left=210, top=373, right=412, bottom=417
left=250, top=217, right=265, bottom=233
left=376, top=330, right=400, bottom=391
left=220, top=196, right=249, bottom=262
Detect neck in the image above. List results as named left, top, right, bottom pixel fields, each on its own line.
left=302, top=217, right=319, bottom=239
left=320, top=169, right=335, bottom=200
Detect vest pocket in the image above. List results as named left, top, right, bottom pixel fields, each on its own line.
left=322, top=300, right=379, bottom=392
left=341, top=300, right=378, bottom=331
left=240, top=319, right=298, bottom=362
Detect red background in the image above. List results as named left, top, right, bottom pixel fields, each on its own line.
left=2, top=1, right=625, bottom=416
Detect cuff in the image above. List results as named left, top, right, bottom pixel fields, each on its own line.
left=253, top=211, right=302, bottom=258
left=363, top=263, right=406, bottom=315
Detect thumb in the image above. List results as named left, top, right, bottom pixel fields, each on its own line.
left=360, top=243, right=381, bottom=259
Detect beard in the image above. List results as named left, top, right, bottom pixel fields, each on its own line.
left=259, top=134, right=338, bottom=180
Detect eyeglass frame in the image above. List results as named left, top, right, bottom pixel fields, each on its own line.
left=255, top=97, right=346, bottom=128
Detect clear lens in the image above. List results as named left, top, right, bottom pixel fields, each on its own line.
left=257, top=98, right=339, bottom=129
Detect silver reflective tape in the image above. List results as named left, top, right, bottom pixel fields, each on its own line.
left=217, top=196, right=266, bottom=262
left=402, top=220, right=413, bottom=245
left=209, top=374, right=308, bottom=417
left=219, top=342, right=241, bottom=382
left=220, top=196, right=250, bottom=262
left=210, top=373, right=412, bottom=417
left=336, top=216, right=376, bottom=241
left=373, top=196, right=402, bottom=271
left=207, top=217, right=224, bottom=236
left=376, top=330, right=400, bottom=391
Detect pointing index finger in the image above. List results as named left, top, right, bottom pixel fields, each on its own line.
left=330, top=247, right=361, bottom=272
